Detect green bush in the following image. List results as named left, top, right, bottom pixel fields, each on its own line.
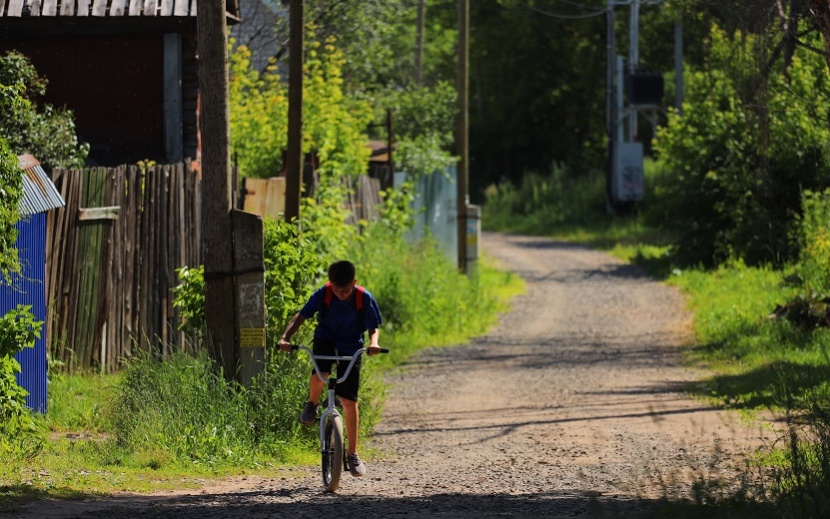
left=650, top=25, right=830, bottom=267
left=229, top=35, right=371, bottom=180
left=767, top=393, right=830, bottom=519
left=110, top=351, right=306, bottom=466
left=0, top=305, right=45, bottom=454
left=0, top=135, right=21, bottom=283
left=795, top=190, right=830, bottom=296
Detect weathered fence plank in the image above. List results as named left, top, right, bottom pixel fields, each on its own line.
left=47, top=163, right=201, bottom=372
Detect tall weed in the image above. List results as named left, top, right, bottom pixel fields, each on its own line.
left=110, top=350, right=314, bottom=467
left=482, top=165, right=606, bottom=233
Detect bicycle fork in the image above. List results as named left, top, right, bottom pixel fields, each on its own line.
left=319, top=380, right=337, bottom=448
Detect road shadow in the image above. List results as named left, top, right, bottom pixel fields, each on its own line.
left=3, top=486, right=780, bottom=519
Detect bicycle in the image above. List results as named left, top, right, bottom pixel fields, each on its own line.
left=289, top=344, right=388, bottom=492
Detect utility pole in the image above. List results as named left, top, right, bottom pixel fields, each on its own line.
left=628, top=0, right=640, bottom=142
left=414, top=0, right=426, bottom=86
left=198, top=0, right=236, bottom=378
left=285, top=0, right=304, bottom=222
left=605, top=0, right=616, bottom=213
left=675, top=13, right=684, bottom=113
left=198, top=0, right=266, bottom=385
left=456, top=0, right=469, bottom=274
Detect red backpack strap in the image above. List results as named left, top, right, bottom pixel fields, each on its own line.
left=323, top=282, right=333, bottom=309
left=354, top=285, right=365, bottom=311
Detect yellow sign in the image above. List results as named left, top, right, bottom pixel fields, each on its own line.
left=239, top=328, right=266, bottom=348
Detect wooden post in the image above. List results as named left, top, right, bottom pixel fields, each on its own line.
left=285, top=0, right=304, bottom=222
left=198, top=0, right=236, bottom=379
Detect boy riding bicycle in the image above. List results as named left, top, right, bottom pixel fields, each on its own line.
left=278, top=260, right=383, bottom=477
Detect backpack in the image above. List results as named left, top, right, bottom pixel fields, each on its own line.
left=320, top=282, right=367, bottom=333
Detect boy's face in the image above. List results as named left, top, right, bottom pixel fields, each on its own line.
left=331, top=280, right=356, bottom=301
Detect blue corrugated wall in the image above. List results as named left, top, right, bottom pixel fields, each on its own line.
left=1, top=213, right=48, bottom=414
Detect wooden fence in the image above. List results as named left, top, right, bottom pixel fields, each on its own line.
left=47, top=163, right=201, bottom=372
left=46, top=165, right=380, bottom=372
left=242, top=175, right=382, bottom=223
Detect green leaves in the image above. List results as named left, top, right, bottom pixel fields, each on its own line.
left=650, top=24, right=830, bottom=267
left=0, top=305, right=44, bottom=446
left=0, top=136, right=21, bottom=284
left=229, top=33, right=372, bottom=181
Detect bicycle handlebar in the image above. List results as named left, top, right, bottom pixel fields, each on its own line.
left=288, top=344, right=388, bottom=384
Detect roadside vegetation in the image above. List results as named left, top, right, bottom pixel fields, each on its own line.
left=0, top=33, right=524, bottom=507
left=482, top=20, right=830, bottom=517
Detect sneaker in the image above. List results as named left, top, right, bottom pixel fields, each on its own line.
left=347, top=453, right=366, bottom=477
left=299, top=401, right=318, bottom=425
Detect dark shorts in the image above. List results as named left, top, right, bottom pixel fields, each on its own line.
left=311, top=337, right=362, bottom=402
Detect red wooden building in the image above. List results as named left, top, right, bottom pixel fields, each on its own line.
left=0, top=0, right=240, bottom=166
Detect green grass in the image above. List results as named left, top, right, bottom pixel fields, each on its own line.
left=482, top=163, right=830, bottom=515
left=0, top=247, right=524, bottom=503
left=46, top=372, right=118, bottom=433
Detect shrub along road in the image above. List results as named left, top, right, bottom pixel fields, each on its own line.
left=16, top=232, right=772, bottom=518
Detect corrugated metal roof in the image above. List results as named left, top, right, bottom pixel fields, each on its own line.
left=17, top=155, right=65, bottom=216
left=0, top=0, right=240, bottom=19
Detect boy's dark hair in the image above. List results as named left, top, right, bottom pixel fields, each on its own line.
left=328, top=260, right=356, bottom=286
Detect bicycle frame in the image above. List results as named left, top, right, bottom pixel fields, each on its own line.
left=291, top=345, right=368, bottom=452
left=289, top=343, right=388, bottom=491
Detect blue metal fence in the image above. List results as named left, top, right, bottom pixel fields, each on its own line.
left=2, top=214, right=49, bottom=413
left=1, top=156, right=65, bottom=414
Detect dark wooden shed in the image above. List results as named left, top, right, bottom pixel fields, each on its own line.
left=0, top=0, right=240, bottom=166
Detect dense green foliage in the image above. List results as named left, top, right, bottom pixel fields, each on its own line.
left=366, top=82, right=457, bottom=176
left=651, top=26, right=830, bottom=267
left=229, top=34, right=371, bottom=180
left=0, top=52, right=88, bottom=171
left=0, top=305, right=44, bottom=455
left=0, top=135, right=21, bottom=283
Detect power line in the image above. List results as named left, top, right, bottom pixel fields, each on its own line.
left=517, top=2, right=609, bottom=20
left=549, top=0, right=605, bottom=12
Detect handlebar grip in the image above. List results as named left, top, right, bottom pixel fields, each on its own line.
left=380, top=348, right=389, bottom=354
left=291, top=344, right=299, bottom=350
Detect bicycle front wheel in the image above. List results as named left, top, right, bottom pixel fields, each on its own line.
left=322, top=414, right=344, bottom=492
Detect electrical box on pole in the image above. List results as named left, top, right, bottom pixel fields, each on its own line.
left=613, top=142, right=645, bottom=202
left=626, top=73, right=664, bottom=106
left=606, top=0, right=662, bottom=206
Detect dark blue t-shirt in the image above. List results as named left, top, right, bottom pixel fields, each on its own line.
left=299, top=285, right=382, bottom=354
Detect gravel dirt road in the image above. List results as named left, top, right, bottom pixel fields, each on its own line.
left=12, top=232, right=772, bottom=518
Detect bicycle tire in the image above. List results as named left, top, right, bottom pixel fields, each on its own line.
left=322, top=414, right=344, bottom=492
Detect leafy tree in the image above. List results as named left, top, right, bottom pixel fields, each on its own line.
left=367, top=81, right=458, bottom=176
left=467, top=1, right=610, bottom=195
left=229, top=32, right=371, bottom=180
left=0, top=51, right=88, bottom=171
left=650, top=25, right=830, bottom=266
